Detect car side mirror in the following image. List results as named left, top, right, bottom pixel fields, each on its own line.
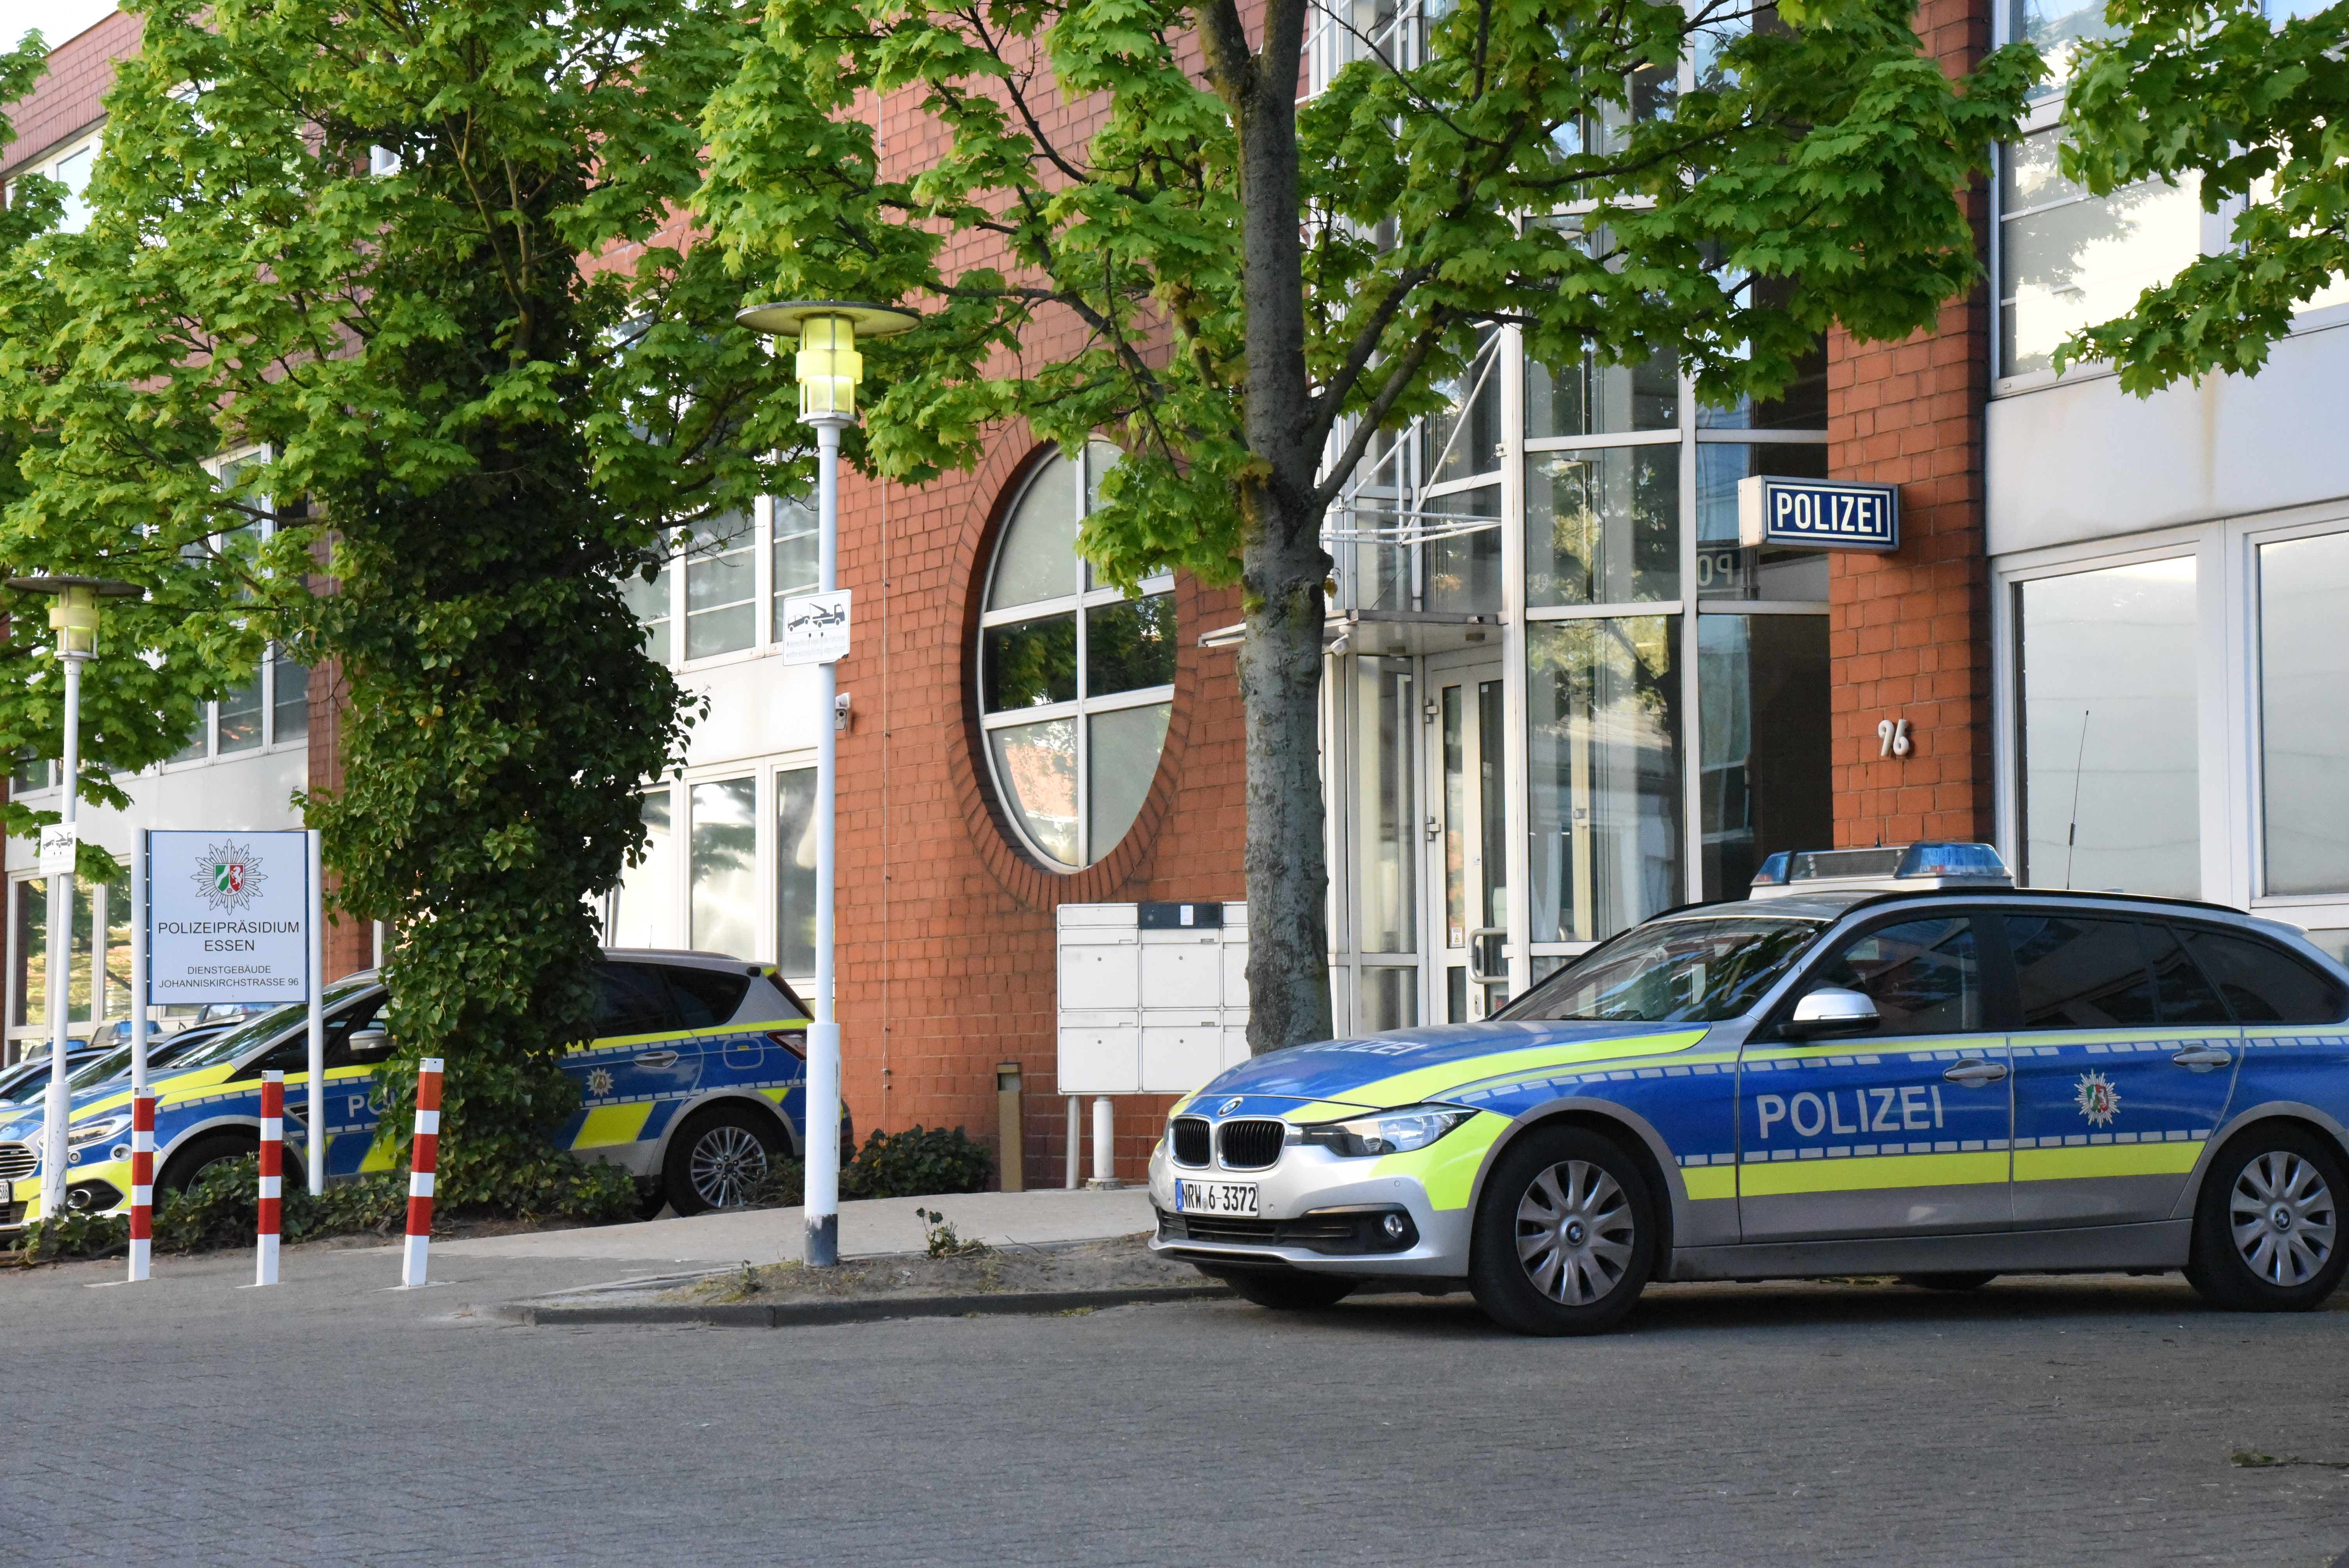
left=348, top=1026, right=394, bottom=1060
left=1782, top=987, right=1880, bottom=1039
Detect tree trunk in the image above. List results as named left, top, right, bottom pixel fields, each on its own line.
left=1212, top=0, right=1336, bottom=1053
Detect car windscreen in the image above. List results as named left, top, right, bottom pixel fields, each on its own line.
left=162, top=978, right=379, bottom=1073
left=1500, top=916, right=1828, bottom=1024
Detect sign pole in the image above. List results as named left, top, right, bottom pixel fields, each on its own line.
left=305, top=829, right=324, bottom=1196
left=39, top=651, right=85, bottom=1223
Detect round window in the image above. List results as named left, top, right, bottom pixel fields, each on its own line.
left=978, top=444, right=1174, bottom=870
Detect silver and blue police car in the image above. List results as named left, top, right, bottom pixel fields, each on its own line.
left=0, top=948, right=822, bottom=1228
left=1150, top=844, right=2349, bottom=1335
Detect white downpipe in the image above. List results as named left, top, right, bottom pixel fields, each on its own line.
left=1065, top=1096, right=1081, bottom=1190
left=1092, top=1095, right=1114, bottom=1185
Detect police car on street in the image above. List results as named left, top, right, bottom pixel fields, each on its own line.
left=0, top=949, right=820, bottom=1229
left=1150, top=844, right=2349, bottom=1334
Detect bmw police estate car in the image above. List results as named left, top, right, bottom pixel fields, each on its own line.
left=0, top=949, right=818, bottom=1229
left=1150, top=844, right=2349, bottom=1335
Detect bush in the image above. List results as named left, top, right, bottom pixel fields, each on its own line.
left=842, top=1125, right=993, bottom=1200
left=151, top=1156, right=409, bottom=1254
left=749, top=1156, right=806, bottom=1209
left=11, top=1210, right=130, bottom=1263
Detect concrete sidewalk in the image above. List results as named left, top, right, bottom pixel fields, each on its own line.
left=429, top=1186, right=1157, bottom=1266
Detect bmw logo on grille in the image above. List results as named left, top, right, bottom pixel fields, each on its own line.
left=1217, top=1097, right=1244, bottom=1117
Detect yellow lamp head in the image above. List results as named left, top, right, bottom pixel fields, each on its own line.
left=795, top=314, right=862, bottom=419
left=48, top=586, right=100, bottom=656
left=734, top=301, right=920, bottom=425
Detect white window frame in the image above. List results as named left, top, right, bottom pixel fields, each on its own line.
left=1991, top=502, right=2349, bottom=954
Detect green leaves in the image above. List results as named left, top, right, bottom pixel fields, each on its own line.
left=0, top=0, right=798, bottom=1210
left=2055, top=0, right=2349, bottom=390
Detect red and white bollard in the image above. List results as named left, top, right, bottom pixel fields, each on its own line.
left=127, top=1091, right=155, bottom=1283
left=256, top=1071, right=283, bottom=1286
left=401, top=1058, right=443, bottom=1288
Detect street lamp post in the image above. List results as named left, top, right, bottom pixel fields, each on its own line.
left=736, top=300, right=918, bottom=1267
left=6, top=576, right=142, bottom=1222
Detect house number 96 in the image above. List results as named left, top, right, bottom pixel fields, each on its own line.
left=1877, top=717, right=1912, bottom=758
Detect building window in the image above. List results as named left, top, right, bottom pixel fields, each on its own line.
left=607, top=788, right=676, bottom=948
left=770, top=494, right=818, bottom=627
left=685, top=511, right=756, bottom=660
left=5, top=132, right=101, bottom=234
left=776, top=766, right=817, bottom=980
left=977, top=446, right=1174, bottom=870
left=273, top=649, right=310, bottom=743
left=689, top=777, right=756, bottom=958
left=1999, top=127, right=2202, bottom=378
left=2016, top=558, right=2199, bottom=898
left=1526, top=616, right=1685, bottom=943
left=1698, top=615, right=1832, bottom=900
left=2259, top=533, right=2349, bottom=896
left=625, top=562, right=672, bottom=665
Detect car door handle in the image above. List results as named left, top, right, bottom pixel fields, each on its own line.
left=633, top=1050, right=680, bottom=1068
left=2172, top=1047, right=2233, bottom=1070
left=1943, top=1060, right=2009, bottom=1087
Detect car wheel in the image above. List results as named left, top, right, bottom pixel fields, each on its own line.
left=1214, top=1271, right=1358, bottom=1311
left=1469, top=1125, right=1656, bottom=1336
left=1899, top=1272, right=1998, bottom=1292
left=662, top=1105, right=781, bottom=1216
left=158, top=1133, right=258, bottom=1196
left=2186, top=1123, right=2349, bottom=1312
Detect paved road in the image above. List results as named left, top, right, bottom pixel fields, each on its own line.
left=7, top=1245, right=2349, bottom=1565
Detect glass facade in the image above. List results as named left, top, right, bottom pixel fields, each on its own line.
left=2258, top=534, right=2349, bottom=896
left=1324, top=322, right=1831, bottom=1030
left=690, top=777, right=757, bottom=959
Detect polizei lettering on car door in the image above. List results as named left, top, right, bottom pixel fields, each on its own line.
left=1752, top=1084, right=1944, bottom=1140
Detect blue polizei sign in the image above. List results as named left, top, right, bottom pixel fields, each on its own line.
left=1736, top=476, right=1900, bottom=552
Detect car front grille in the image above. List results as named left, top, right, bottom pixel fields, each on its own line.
left=0, top=1143, right=34, bottom=1183
left=1217, top=1119, right=1287, bottom=1170
left=1158, top=1208, right=1418, bottom=1255
left=1170, top=1117, right=1211, bottom=1167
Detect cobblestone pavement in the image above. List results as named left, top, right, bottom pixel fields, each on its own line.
left=7, top=1245, right=2349, bottom=1565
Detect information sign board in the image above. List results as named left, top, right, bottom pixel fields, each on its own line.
left=780, top=589, right=851, bottom=666
left=1737, top=476, right=1900, bottom=552
left=36, top=823, right=77, bottom=877
left=147, top=829, right=312, bottom=1005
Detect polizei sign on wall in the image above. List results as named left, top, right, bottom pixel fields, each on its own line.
left=1736, top=475, right=1900, bottom=552
left=147, top=829, right=312, bottom=1004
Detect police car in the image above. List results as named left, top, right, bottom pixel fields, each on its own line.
left=0, top=949, right=821, bottom=1228
left=1149, top=844, right=2349, bottom=1335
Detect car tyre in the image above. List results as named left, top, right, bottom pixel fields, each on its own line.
left=662, top=1104, right=782, bottom=1216
left=1469, top=1124, right=1656, bottom=1336
left=158, top=1132, right=259, bottom=1196
left=1898, top=1272, right=1998, bottom=1292
left=2186, top=1123, right=2349, bottom=1312
left=1215, top=1270, right=1357, bottom=1311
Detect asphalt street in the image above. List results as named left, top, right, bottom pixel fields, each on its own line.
left=5, top=1243, right=2348, bottom=1565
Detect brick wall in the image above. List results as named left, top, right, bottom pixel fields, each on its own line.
left=1825, top=0, right=1995, bottom=850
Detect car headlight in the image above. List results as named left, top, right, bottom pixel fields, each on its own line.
left=1300, top=1105, right=1476, bottom=1158
left=67, top=1115, right=132, bottom=1149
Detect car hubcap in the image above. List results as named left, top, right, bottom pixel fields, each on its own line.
left=690, top=1126, right=769, bottom=1209
left=2230, top=1150, right=2336, bottom=1286
left=1515, top=1159, right=1635, bottom=1306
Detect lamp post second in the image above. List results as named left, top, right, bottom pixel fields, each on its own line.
left=6, top=575, right=142, bottom=1222
left=736, top=300, right=917, bottom=1267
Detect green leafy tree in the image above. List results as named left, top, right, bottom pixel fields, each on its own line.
left=0, top=0, right=803, bottom=1206
left=697, top=0, right=2040, bottom=1047
left=2054, top=0, right=2348, bottom=390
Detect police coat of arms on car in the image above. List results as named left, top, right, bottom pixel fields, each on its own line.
left=2074, top=1069, right=2121, bottom=1127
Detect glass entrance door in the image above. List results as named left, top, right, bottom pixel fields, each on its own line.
left=1426, top=657, right=1510, bottom=1021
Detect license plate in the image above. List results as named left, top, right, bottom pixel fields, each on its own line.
left=1177, top=1180, right=1257, bottom=1217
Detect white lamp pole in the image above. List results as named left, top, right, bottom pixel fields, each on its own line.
left=736, top=300, right=917, bottom=1267
left=8, top=576, right=141, bottom=1222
